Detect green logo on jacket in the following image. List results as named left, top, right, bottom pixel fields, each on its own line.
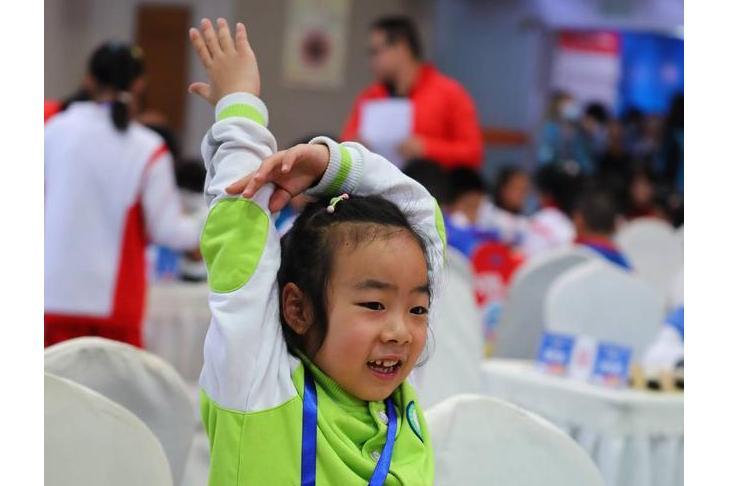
left=406, top=401, right=423, bottom=443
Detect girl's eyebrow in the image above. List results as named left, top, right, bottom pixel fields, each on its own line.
left=354, top=279, right=396, bottom=291
left=353, top=279, right=430, bottom=295
left=412, top=284, right=430, bottom=295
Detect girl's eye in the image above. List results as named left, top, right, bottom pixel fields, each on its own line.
left=410, top=306, right=429, bottom=315
left=357, top=302, right=385, bottom=311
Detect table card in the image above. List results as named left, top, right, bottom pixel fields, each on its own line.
left=536, top=332, right=633, bottom=388
left=536, top=332, right=575, bottom=375
left=591, top=341, right=633, bottom=387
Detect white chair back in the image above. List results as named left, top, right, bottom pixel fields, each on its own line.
left=45, top=373, right=173, bottom=486
left=426, top=394, right=604, bottom=486
left=494, top=247, right=596, bottom=359
left=45, top=337, right=196, bottom=485
left=616, top=218, right=683, bottom=304
left=413, top=249, right=483, bottom=408
left=670, top=265, right=684, bottom=309
left=545, top=260, right=664, bottom=356
left=676, top=224, right=684, bottom=248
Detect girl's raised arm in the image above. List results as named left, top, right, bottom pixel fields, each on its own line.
left=191, top=19, right=295, bottom=412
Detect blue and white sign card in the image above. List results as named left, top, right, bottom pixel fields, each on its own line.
left=536, top=332, right=575, bottom=375
left=536, top=332, right=633, bottom=388
left=591, top=341, right=632, bottom=387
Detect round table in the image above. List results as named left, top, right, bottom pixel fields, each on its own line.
left=481, top=359, right=683, bottom=486
left=143, top=281, right=211, bottom=383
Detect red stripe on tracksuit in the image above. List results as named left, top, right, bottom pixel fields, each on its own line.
left=44, top=145, right=169, bottom=348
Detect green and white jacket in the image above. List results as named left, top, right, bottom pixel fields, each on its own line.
left=198, top=92, right=447, bottom=485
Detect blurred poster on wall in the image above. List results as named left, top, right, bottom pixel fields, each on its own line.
left=282, top=0, right=352, bottom=89
left=551, top=31, right=620, bottom=109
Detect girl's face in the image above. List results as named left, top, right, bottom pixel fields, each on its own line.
left=313, top=230, right=430, bottom=401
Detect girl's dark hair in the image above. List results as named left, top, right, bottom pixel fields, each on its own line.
left=277, top=194, right=431, bottom=357
left=88, top=42, right=145, bottom=131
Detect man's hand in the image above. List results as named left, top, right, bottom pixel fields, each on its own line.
left=188, top=18, right=261, bottom=105
left=398, top=135, right=425, bottom=160
left=225, top=144, right=330, bottom=213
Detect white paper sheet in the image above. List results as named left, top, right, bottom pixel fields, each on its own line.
left=359, top=99, right=413, bottom=168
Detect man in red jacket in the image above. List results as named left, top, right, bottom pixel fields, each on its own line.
left=341, top=16, right=484, bottom=169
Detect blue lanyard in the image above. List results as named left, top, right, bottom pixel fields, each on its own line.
left=301, top=367, right=397, bottom=486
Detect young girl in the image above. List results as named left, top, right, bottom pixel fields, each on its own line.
left=44, top=42, right=201, bottom=347
left=189, top=19, right=445, bottom=485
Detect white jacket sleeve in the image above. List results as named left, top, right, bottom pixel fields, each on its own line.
left=198, top=93, right=296, bottom=412
left=306, top=137, right=447, bottom=291
left=141, top=151, right=203, bottom=250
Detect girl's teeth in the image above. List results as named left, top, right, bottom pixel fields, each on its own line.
left=369, top=359, right=399, bottom=367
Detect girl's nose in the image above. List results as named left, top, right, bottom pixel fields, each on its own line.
left=382, top=314, right=412, bottom=344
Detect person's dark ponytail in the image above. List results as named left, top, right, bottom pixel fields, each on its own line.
left=110, top=99, right=130, bottom=131
left=88, top=42, right=145, bottom=132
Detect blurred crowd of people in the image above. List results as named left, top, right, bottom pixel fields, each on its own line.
left=538, top=90, right=684, bottom=226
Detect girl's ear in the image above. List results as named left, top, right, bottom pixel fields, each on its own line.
left=282, top=282, right=314, bottom=335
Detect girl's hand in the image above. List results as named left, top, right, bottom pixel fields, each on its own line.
left=225, top=144, right=330, bottom=213
left=188, top=18, right=260, bottom=104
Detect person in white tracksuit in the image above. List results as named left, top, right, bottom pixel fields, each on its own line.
left=44, top=42, right=202, bottom=347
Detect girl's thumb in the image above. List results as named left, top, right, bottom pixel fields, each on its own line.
left=188, top=82, right=212, bottom=101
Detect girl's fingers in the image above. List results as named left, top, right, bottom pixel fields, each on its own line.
left=200, top=18, right=222, bottom=57
left=235, top=22, right=249, bottom=53
left=188, top=82, right=211, bottom=101
left=216, top=18, right=234, bottom=52
left=225, top=173, right=254, bottom=195
left=281, top=149, right=299, bottom=174
left=189, top=28, right=212, bottom=67
left=227, top=148, right=296, bottom=198
left=269, top=188, right=293, bottom=213
left=243, top=168, right=273, bottom=198
left=242, top=151, right=288, bottom=197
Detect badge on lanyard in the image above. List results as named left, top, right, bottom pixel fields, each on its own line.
left=406, top=401, right=423, bottom=443
left=301, top=367, right=398, bottom=486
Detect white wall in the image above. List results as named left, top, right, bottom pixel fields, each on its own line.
left=433, top=0, right=548, bottom=176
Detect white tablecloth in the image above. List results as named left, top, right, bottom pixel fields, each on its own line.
left=143, top=281, right=211, bottom=382
left=481, top=359, right=683, bottom=486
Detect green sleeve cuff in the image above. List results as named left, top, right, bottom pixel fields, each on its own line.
left=306, top=137, right=363, bottom=197
left=214, top=93, right=269, bottom=126
left=216, top=104, right=265, bottom=125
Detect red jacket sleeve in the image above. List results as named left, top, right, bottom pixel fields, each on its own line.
left=341, top=94, right=365, bottom=142
left=422, top=85, right=484, bottom=169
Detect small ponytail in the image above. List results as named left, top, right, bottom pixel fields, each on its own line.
left=111, top=99, right=129, bottom=131
left=88, top=42, right=145, bottom=132
left=110, top=91, right=133, bottom=130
